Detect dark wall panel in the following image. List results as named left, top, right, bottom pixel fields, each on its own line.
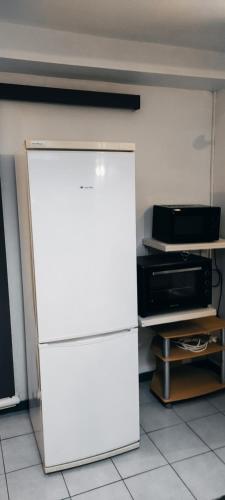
left=0, top=83, right=140, bottom=110
left=0, top=184, right=15, bottom=398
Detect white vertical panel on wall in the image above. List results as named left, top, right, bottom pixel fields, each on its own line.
left=0, top=79, right=212, bottom=395
left=213, top=90, right=225, bottom=317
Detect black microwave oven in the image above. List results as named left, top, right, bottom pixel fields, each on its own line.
left=137, top=253, right=212, bottom=317
left=152, top=204, right=221, bottom=243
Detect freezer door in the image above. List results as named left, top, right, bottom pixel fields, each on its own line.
left=39, top=329, right=139, bottom=469
left=27, top=150, right=137, bottom=342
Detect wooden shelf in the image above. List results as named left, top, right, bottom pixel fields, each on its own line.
left=152, top=316, right=225, bottom=339
left=152, top=341, right=225, bottom=362
left=138, top=307, right=216, bottom=327
left=151, top=365, right=225, bottom=403
left=143, top=237, right=225, bottom=252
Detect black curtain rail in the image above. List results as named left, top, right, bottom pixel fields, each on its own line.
left=0, top=83, right=140, bottom=110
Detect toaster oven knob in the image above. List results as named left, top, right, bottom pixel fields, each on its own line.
left=204, top=280, right=209, bottom=286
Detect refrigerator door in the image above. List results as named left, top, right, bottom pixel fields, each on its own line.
left=39, top=329, right=139, bottom=470
left=27, top=150, right=137, bottom=343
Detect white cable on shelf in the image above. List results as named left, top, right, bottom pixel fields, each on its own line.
left=173, top=339, right=209, bottom=352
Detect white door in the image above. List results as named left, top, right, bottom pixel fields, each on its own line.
left=39, top=329, right=139, bottom=469
left=27, top=150, right=137, bottom=343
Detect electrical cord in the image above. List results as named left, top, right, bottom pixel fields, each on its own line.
left=172, top=333, right=220, bottom=353
left=212, top=268, right=221, bottom=287
left=173, top=338, right=209, bottom=352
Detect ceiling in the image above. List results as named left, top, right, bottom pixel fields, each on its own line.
left=0, top=0, right=225, bottom=52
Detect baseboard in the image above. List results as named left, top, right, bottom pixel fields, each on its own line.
left=0, top=399, right=29, bottom=415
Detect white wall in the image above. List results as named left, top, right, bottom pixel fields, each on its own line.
left=213, top=90, right=225, bottom=316
left=0, top=76, right=212, bottom=399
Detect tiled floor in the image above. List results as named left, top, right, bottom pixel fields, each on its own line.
left=1, top=383, right=225, bottom=499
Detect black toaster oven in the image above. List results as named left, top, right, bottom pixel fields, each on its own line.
left=137, top=253, right=212, bottom=317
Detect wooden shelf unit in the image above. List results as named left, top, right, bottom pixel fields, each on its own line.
left=151, top=365, right=225, bottom=404
left=140, top=235, right=225, bottom=402
left=152, top=341, right=225, bottom=362
left=153, top=316, right=225, bottom=339
left=150, top=316, right=225, bottom=404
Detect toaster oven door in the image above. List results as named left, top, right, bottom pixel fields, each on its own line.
left=148, top=266, right=211, bottom=314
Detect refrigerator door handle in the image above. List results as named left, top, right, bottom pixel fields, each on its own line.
left=41, top=328, right=138, bottom=348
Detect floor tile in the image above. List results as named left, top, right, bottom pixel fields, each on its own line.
left=63, top=459, right=120, bottom=496
left=214, top=446, right=225, bottom=463
left=149, top=423, right=209, bottom=463
left=0, top=445, right=4, bottom=474
left=188, top=412, right=225, bottom=449
left=173, top=451, right=225, bottom=500
left=125, top=464, right=194, bottom=499
left=71, top=481, right=132, bottom=499
left=0, top=475, right=8, bottom=500
left=174, top=398, right=217, bottom=422
left=2, top=433, right=40, bottom=473
left=112, top=434, right=166, bottom=478
left=208, top=389, right=225, bottom=410
left=139, top=382, right=158, bottom=405
left=7, top=464, right=68, bottom=500
left=140, top=402, right=182, bottom=432
left=0, top=411, right=32, bottom=440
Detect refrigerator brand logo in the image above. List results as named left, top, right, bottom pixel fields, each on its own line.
left=80, top=186, right=94, bottom=189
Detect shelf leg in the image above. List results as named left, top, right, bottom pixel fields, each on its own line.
left=163, top=338, right=170, bottom=401
left=164, top=403, right=173, bottom=409
left=221, top=328, right=225, bottom=384
left=164, top=362, right=170, bottom=400
left=163, top=338, right=170, bottom=358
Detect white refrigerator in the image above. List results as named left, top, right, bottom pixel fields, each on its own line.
left=16, top=140, right=139, bottom=473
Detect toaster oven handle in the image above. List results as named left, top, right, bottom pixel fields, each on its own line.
left=152, top=266, right=203, bottom=276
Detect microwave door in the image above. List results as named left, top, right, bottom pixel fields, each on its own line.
left=173, top=214, right=204, bottom=243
